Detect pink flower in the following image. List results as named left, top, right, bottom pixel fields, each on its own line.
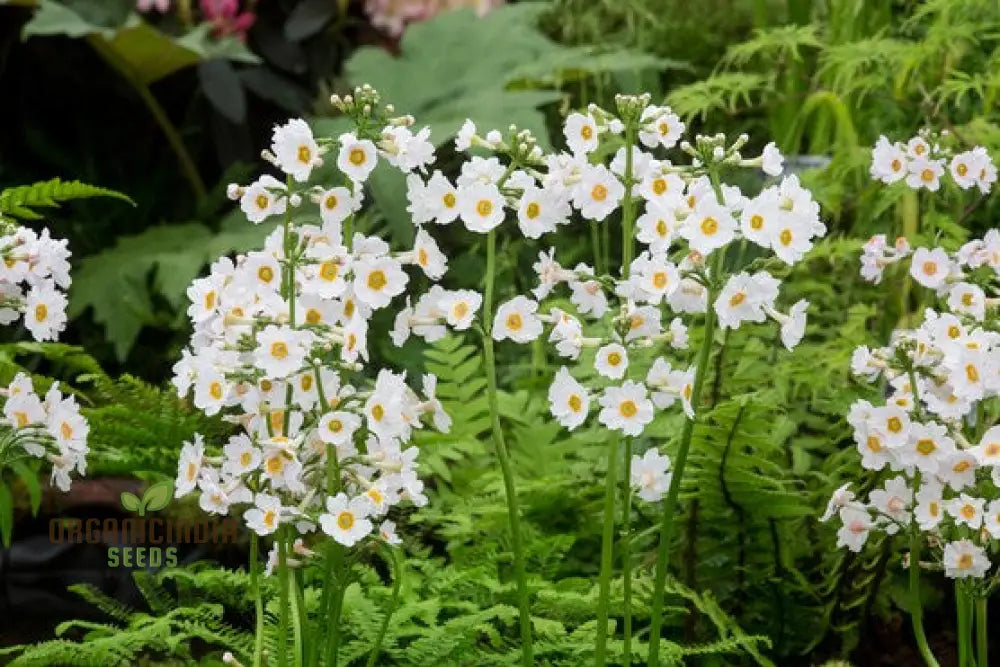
left=137, top=0, right=171, bottom=12
left=200, top=0, right=256, bottom=40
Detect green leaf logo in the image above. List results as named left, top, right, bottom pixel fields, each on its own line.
left=121, top=481, right=173, bottom=516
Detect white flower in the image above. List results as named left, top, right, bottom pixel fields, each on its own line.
left=174, top=434, right=205, bottom=498
left=836, top=506, right=872, bottom=552
left=906, top=136, right=931, bottom=159
left=820, top=483, right=855, bottom=522
left=493, top=296, right=543, bottom=343
left=271, top=118, right=320, bottom=182
left=411, top=228, right=447, bottom=280
left=984, top=500, right=1000, bottom=540
left=379, top=519, right=402, bottom=545
left=909, top=247, right=952, bottom=289
left=868, top=476, right=911, bottom=534
left=320, top=493, right=373, bottom=547
left=254, top=325, right=312, bottom=379
left=564, top=112, right=600, bottom=155
left=439, top=289, right=481, bottom=330
left=421, top=171, right=460, bottom=224
left=946, top=282, right=985, bottom=320
left=761, top=141, right=784, bottom=176
left=353, top=256, right=408, bottom=309
left=947, top=493, right=985, bottom=529
left=318, top=187, right=361, bottom=226
left=971, top=426, right=1000, bottom=466
left=679, top=199, right=736, bottom=255
left=636, top=201, right=679, bottom=252
left=574, top=165, right=624, bottom=221
left=769, top=216, right=814, bottom=265
left=914, top=481, right=944, bottom=531
left=626, top=253, right=679, bottom=303
left=222, top=434, right=261, bottom=477
left=548, top=367, right=589, bottom=430
left=245, top=493, right=284, bottom=536
left=905, top=158, right=945, bottom=191
left=598, top=381, right=654, bottom=437
left=381, top=125, right=434, bottom=173
left=337, top=133, right=378, bottom=183
left=630, top=448, right=672, bottom=501
left=594, top=343, right=629, bottom=380
left=950, top=150, right=980, bottom=189
left=318, top=411, right=361, bottom=446
left=458, top=182, right=505, bottom=233
left=714, top=272, right=774, bottom=330
left=516, top=186, right=569, bottom=239
left=779, top=300, right=809, bottom=350
left=869, top=136, right=908, bottom=184
left=455, top=119, right=476, bottom=151
left=638, top=106, right=684, bottom=149
left=897, top=420, right=954, bottom=473
left=240, top=175, right=287, bottom=223
left=740, top=192, right=780, bottom=249
left=24, top=281, right=68, bottom=342
left=943, top=540, right=990, bottom=579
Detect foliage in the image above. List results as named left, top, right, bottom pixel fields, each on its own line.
left=0, top=178, right=133, bottom=221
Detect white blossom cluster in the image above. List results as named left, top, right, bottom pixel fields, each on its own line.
left=398, top=96, right=823, bottom=503
left=825, top=307, right=1000, bottom=579
left=870, top=131, right=997, bottom=193
left=829, top=140, right=1000, bottom=580
left=1, top=372, right=88, bottom=491
left=0, top=221, right=72, bottom=341
left=172, top=87, right=463, bottom=552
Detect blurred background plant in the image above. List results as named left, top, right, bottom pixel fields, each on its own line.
left=0, top=0, right=998, bottom=664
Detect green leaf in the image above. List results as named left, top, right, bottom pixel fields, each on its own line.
left=68, top=213, right=278, bottom=359
left=11, top=461, right=41, bottom=516
left=120, top=491, right=140, bottom=513
left=0, top=178, right=133, bottom=220
left=199, top=59, right=247, bottom=123
left=141, top=480, right=173, bottom=513
left=284, top=0, right=336, bottom=41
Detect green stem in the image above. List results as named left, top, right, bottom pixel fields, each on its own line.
left=595, top=435, right=620, bottom=666
left=251, top=533, right=265, bottom=667
left=648, top=172, right=727, bottom=667
left=290, top=563, right=304, bottom=667
left=278, top=533, right=291, bottom=667
left=591, top=222, right=604, bottom=275
left=367, top=546, right=404, bottom=667
left=958, top=584, right=971, bottom=667
left=621, top=126, right=637, bottom=271
left=976, top=596, right=987, bottom=667
left=483, top=228, right=534, bottom=666
left=87, top=37, right=207, bottom=203
left=324, top=547, right=346, bottom=667
left=622, top=440, right=633, bottom=667
left=905, top=369, right=940, bottom=667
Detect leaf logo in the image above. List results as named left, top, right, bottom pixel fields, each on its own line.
left=120, top=481, right=173, bottom=517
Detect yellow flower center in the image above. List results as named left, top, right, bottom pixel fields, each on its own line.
left=959, top=553, right=974, bottom=569
left=891, top=158, right=902, bottom=172
left=966, top=364, right=980, bottom=382
left=779, top=229, right=793, bottom=246
left=240, top=451, right=252, bottom=467
left=701, top=216, right=718, bottom=235
left=915, top=439, right=936, bottom=455
left=729, top=292, right=746, bottom=307
left=568, top=394, right=582, bottom=412
left=297, top=145, right=312, bottom=164
left=348, top=147, right=367, bottom=166
left=948, top=325, right=961, bottom=338
left=922, top=261, right=937, bottom=276
left=619, top=400, right=638, bottom=418
left=324, top=194, right=338, bottom=210
left=258, top=266, right=275, bottom=283
left=34, top=303, right=48, bottom=322
left=954, top=460, right=971, bottom=473
left=591, top=184, right=608, bottom=202
left=367, top=270, right=388, bottom=291
left=209, top=381, right=224, bottom=400
left=655, top=219, right=668, bottom=236
left=328, top=419, right=343, bottom=433
left=961, top=505, right=976, bottom=520
left=266, top=456, right=284, bottom=474
left=270, top=342, right=289, bottom=360
left=581, top=125, right=593, bottom=140
left=476, top=199, right=494, bottom=217
left=957, top=163, right=968, bottom=177
left=255, top=194, right=269, bottom=210
left=337, top=511, right=354, bottom=530
left=652, top=272, right=668, bottom=289
left=264, top=510, right=277, bottom=529
left=453, top=302, right=469, bottom=319
left=886, top=416, right=903, bottom=433
left=866, top=435, right=882, bottom=452
left=607, top=352, right=622, bottom=366
left=186, top=462, right=197, bottom=482
left=372, top=404, right=385, bottom=421
left=443, top=193, right=456, bottom=208
left=652, top=178, right=667, bottom=195
left=526, top=202, right=541, bottom=219
left=750, top=214, right=764, bottom=230
left=305, top=308, right=322, bottom=325
left=506, top=313, right=523, bottom=331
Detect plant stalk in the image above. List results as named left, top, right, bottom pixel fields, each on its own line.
left=367, top=546, right=404, bottom=667
left=595, top=434, right=620, bottom=666
left=483, top=227, right=534, bottom=666
left=622, top=439, right=633, bottom=667
left=251, top=533, right=265, bottom=667
left=976, top=596, right=987, bottom=667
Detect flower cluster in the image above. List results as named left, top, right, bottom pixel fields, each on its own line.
left=829, top=138, right=1000, bottom=584
left=0, top=219, right=72, bottom=341
left=173, top=87, right=461, bottom=553
left=1, top=373, right=88, bottom=491
left=870, top=131, right=996, bottom=193
left=430, top=99, right=819, bottom=446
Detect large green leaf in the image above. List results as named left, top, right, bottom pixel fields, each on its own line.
left=69, top=213, right=277, bottom=360
left=23, top=1, right=258, bottom=85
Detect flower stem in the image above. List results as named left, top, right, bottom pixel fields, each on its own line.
left=483, top=227, right=534, bottom=666
left=957, top=583, right=971, bottom=667
left=250, top=533, right=265, bottom=667
left=648, top=171, right=727, bottom=667
left=622, top=439, right=633, bottom=667
left=278, top=533, right=291, bottom=667
left=976, top=596, right=987, bottom=667
left=905, top=370, right=940, bottom=667
left=367, top=546, right=404, bottom=667
left=595, top=435, right=620, bottom=666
